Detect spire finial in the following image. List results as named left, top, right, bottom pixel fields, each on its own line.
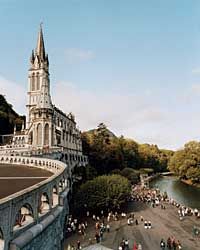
left=36, top=23, right=45, bottom=60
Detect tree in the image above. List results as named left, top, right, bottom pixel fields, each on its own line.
left=74, top=175, right=131, bottom=212
left=168, top=141, right=200, bottom=184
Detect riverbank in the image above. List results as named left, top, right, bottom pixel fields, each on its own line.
left=64, top=198, right=200, bottom=250
left=181, top=178, right=200, bottom=188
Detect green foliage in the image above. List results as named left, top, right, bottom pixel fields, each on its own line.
left=168, top=141, right=200, bottom=183
left=120, top=168, right=140, bottom=184
left=82, top=123, right=172, bottom=176
left=74, top=174, right=131, bottom=212
left=0, top=94, right=24, bottom=136
left=139, top=168, right=154, bottom=174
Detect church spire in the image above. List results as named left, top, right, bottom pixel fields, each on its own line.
left=30, top=23, right=49, bottom=69
left=36, top=23, right=45, bottom=61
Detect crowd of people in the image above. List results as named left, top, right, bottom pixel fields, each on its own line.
left=65, top=184, right=199, bottom=250
left=160, top=237, right=182, bottom=250
left=132, top=184, right=200, bottom=220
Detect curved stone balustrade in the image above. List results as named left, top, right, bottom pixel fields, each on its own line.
left=0, top=155, right=73, bottom=250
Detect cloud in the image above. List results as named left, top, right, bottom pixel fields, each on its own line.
left=192, top=68, right=200, bottom=74
left=65, top=48, right=95, bottom=64
left=0, top=76, right=26, bottom=115
left=52, top=81, right=179, bottom=148
left=191, top=84, right=200, bottom=93
left=2, top=75, right=200, bottom=150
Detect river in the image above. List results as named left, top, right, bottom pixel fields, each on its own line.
left=150, top=176, right=200, bottom=209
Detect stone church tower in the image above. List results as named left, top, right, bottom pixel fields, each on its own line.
left=26, top=25, right=53, bottom=148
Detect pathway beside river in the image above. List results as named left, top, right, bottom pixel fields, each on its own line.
left=65, top=198, right=200, bottom=250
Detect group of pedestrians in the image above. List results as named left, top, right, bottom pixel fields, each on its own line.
left=160, top=236, right=182, bottom=249
left=65, top=215, right=88, bottom=239
left=118, top=238, right=130, bottom=250
left=132, top=242, right=142, bottom=250
left=94, top=219, right=110, bottom=243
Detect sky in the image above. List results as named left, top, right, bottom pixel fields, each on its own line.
left=0, top=0, right=200, bottom=150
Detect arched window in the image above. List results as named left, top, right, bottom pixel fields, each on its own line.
left=39, top=193, right=50, bottom=215
left=59, top=180, right=63, bottom=193
left=32, top=73, right=35, bottom=91
left=52, top=186, right=59, bottom=207
left=28, top=131, right=33, bottom=145
left=0, top=228, right=4, bottom=250
left=44, top=123, right=49, bottom=146
left=37, top=123, right=42, bottom=146
left=13, top=204, right=34, bottom=231
left=36, top=72, right=40, bottom=90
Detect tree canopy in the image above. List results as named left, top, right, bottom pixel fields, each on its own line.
left=168, top=141, right=200, bottom=183
left=0, top=94, right=24, bottom=137
left=74, top=174, right=131, bottom=212
left=82, top=123, right=173, bottom=177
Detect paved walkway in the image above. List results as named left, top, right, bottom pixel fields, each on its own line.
left=64, top=201, right=200, bottom=250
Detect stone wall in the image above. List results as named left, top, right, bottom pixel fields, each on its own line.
left=0, top=155, right=86, bottom=250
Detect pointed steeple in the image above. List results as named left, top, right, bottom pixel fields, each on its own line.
left=36, top=23, right=45, bottom=61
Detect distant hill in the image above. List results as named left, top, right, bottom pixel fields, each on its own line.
left=85, top=123, right=117, bottom=139
left=0, top=94, right=25, bottom=136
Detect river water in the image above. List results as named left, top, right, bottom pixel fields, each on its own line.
left=150, top=176, right=200, bottom=209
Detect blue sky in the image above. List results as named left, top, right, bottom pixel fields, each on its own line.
left=0, top=0, right=200, bottom=149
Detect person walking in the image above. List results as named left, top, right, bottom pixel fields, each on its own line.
left=138, top=243, right=142, bottom=250
left=160, top=239, right=165, bottom=249
left=177, top=240, right=182, bottom=250
left=133, top=242, right=138, bottom=250
left=167, top=237, right=172, bottom=250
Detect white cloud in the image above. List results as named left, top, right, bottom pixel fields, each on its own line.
left=1, top=75, right=200, bottom=150
left=191, top=84, right=200, bottom=93
left=192, top=68, right=200, bottom=74
left=52, top=81, right=200, bottom=150
left=65, top=48, right=95, bottom=64
left=0, top=76, right=26, bottom=115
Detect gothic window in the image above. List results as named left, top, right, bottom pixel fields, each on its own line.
left=37, top=123, right=42, bottom=146
left=36, top=72, right=40, bottom=90
left=32, top=73, right=35, bottom=91
left=44, top=123, right=49, bottom=146
left=28, top=131, right=33, bottom=145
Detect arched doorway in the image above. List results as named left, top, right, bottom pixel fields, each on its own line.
left=37, top=123, right=42, bottom=146
left=44, top=123, right=49, bottom=146
left=13, top=204, right=34, bottom=231
left=38, top=193, right=50, bottom=216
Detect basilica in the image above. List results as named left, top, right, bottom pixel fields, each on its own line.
left=1, top=26, right=83, bottom=157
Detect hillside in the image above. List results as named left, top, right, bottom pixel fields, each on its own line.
left=85, top=123, right=117, bottom=139
left=0, top=94, right=25, bottom=136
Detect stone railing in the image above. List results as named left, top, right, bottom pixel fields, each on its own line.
left=0, top=155, right=71, bottom=250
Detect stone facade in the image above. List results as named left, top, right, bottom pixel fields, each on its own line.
left=0, top=155, right=87, bottom=250
left=7, top=25, right=82, bottom=156
left=0, top=26, right=88, bottom=250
